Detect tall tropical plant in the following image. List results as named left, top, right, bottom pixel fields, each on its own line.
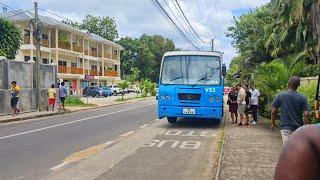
left=0, top=18, right=22, bottom=59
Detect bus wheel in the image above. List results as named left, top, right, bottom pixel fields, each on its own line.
left=167, top=117, right=177, bottom=124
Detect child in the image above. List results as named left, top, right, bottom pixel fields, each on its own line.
left=47, top=84, right=57, bottom=111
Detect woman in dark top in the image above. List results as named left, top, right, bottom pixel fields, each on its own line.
left=228, top=87, right=238, bottom=124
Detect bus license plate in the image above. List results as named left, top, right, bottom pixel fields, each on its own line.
left=183, top=108, right=195, bottom=115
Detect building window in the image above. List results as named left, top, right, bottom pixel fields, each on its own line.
left=24, top=56, right=30, bottom=62
left=91, top=65, right=97, bottom=70
left=58, top=61, right=67, bottom=66
left=71, top=62, right=77, bottom=67
left=24, top=29, right=30, bottom=36
left=113, top=50, right=118, bottom=57
left=33, top=57, right=36, bottom=61
left=91, top=47, right=97, bottom=52
left=114, top=65, right=118, bottom=71
left=43, top=58, right=49, bottom=64
left=42, top=34, right=48, bottom=40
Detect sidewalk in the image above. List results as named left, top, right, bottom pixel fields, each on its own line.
left=217, top=117, right=282, bottom=180
left=0, top=95, right=154, bottom=124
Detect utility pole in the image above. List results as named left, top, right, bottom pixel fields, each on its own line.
left=32, top=1, right=43, bottom=111
left=211, top=38, right=214, bottom=52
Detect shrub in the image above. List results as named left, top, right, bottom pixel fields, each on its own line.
left=65, top=96, right=85, bottom=105
left=0, top=18, right=22, bottom=59
left=298, top=81, right=318, bottom=124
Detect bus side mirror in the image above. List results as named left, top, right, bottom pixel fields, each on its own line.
left=222, top=64, right=227, bottom=77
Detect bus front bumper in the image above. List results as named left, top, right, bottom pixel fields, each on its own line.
left=158, top=105, right=222, bottom=120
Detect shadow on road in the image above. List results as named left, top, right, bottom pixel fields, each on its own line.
left=159, top=118, right=220, bottom=130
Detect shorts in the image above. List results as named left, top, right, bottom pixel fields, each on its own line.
left=48, top=98, right=56, bottom=105
left=238, top=104, right=246, bottom=115
left=229, top=103, right=238, bottom=113
left=11, top=97, right=19, bottom=108
left=280, top=129, right=294, bottom=146
left=59, top=97, right=66, bottom=104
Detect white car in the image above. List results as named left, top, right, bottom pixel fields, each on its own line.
left=109, top=85, right=123, bottom=95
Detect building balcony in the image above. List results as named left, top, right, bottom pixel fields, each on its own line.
left=58, top=42, right=71, bottom=51
left=104, top=70, right=118, bottom=77
left=90, top=51, right=97, bottom=57
left=70, top=67, right=84, bottom=74
left=89, top=70, right=98, bottom=76
left=73, top=45, right=83, bottom=53
left=104, top=53, right=112, bottom=59
left=24, top=36, right=31, bottom=44
left=84, top=50, right=89, bottom=56
left=58, top=66, right=67, bottom=74
left=41, top=39, right=49, bottom=48
left=112, top=56, right=119, bottom=61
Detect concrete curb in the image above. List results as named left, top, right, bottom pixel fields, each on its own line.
left=0, top=96, right=155, bottom=124
left=214, top=112, right=227, bottom=180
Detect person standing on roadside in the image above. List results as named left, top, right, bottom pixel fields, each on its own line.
left=47, top=84, right=57, bottom=111
left=236, top=84, right=246, bottom=127
left=10, top=81, right=21, bottom=116
left=244, top=85, right=252, bottom=127
left=59, top=82, right=67, bottom=111
left=250, top=85, right=260, bottom=124
left=228, top=87, right=238, bottom=124
left=271, top=76, right=310, bottom=145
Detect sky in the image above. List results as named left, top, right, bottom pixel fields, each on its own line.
left=1, top=0, right=269, bottom=67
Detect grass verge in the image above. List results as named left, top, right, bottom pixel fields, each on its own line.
left=65, top=96, right=97, bottom=107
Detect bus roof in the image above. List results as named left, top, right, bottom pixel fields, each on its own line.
left=163, top=51, right=223, bottom=57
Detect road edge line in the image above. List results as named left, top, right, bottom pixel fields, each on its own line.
left=214, top=113, right=227, bottom=180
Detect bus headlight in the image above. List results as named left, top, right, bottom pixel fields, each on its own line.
left=209, top=96, right=221, bottom=102
left=215, top=96, right=221, bottom=102
left=165, top=95, right=171, bottom=100
left=160, top=95, right=166, bottom=100
left=209, top=96, right=214, bottom=102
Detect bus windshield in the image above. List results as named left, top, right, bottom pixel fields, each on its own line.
left=161, top=55, right=221, bottom=85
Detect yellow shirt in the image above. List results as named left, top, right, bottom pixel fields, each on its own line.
left=11, top=85, right=21, bottom=98
left=48, top=88, right=56, bottom=99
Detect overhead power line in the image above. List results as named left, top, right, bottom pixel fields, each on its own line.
left=173, top=0, right=206, bottom=43
left=150, top=0, right=200, bottom=50
left=39, top=8, right=81, bottom=25
left=162, top=0, right=198, bottom=43
left=3, top=8, right=34, bottom=19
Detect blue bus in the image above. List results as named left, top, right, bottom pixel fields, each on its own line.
left=158, top=51, right=226, bottom=124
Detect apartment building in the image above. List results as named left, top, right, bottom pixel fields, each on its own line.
left=1, top=10, right=123, bottom=95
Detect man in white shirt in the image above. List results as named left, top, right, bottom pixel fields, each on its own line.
left=250, top=85, right=260, bottom=124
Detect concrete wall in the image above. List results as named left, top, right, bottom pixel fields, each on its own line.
left=0, top=59, right=57, bottom=115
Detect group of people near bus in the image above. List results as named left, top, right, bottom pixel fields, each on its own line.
left=10, top=81, right=68, bottom=116
left=227, top=83, right=260, bottom=127
left=228, top=77, right=320, bottom=179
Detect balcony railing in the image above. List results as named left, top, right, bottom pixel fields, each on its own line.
left=58, top=66, right=67, bottom=74
left=70, top=67, right=83, bottom=74
left=104, top=70, right=118, bottom=77
left=91, top=51, right=97, bottom=57
left=41, top=39, right=49, bottom=48
left=89, top=70, right=98, bottom=76
left=112, top=56, right=119, bottom=61
left=104, top=53, right=112, bottom=59
left=58, top=42, right=71, bottom=50
left=84, top=50, right=89, bottom=56
left=73, top=45, right=83, bottom=53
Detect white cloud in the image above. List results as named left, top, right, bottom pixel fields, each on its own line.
left=5, top=0, right=270, bottom=66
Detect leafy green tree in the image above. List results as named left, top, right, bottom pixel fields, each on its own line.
left=63, top=15, right=119, bottom=41
left=118, top=81, right=129, bottom=100
left=80, top=15, right=118, bottom=41
left=0, top=18, right=22, bottom=59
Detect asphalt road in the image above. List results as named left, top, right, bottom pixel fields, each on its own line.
left=0, top=99, right=220, bottom=180
left=0, top=99, right=157, bottom=180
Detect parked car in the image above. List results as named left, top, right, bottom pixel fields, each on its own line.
left=102, top=86, right=113, bottom=96
left=109, top=85, right=123, bottom=95
left=127, top=85, right=135, bottom=93
left=83, top=86, right=109, bottom=97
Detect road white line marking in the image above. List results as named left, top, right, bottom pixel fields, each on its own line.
left=0, top=104, right=154, bottom=141
left=120, top=131, right=135, bottom=137
left=50, top=162, right=69, bottom=171
left=140, top=124, right=149, bottom=128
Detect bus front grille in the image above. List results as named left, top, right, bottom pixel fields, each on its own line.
left=178, top=93, right=201, bottom=101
